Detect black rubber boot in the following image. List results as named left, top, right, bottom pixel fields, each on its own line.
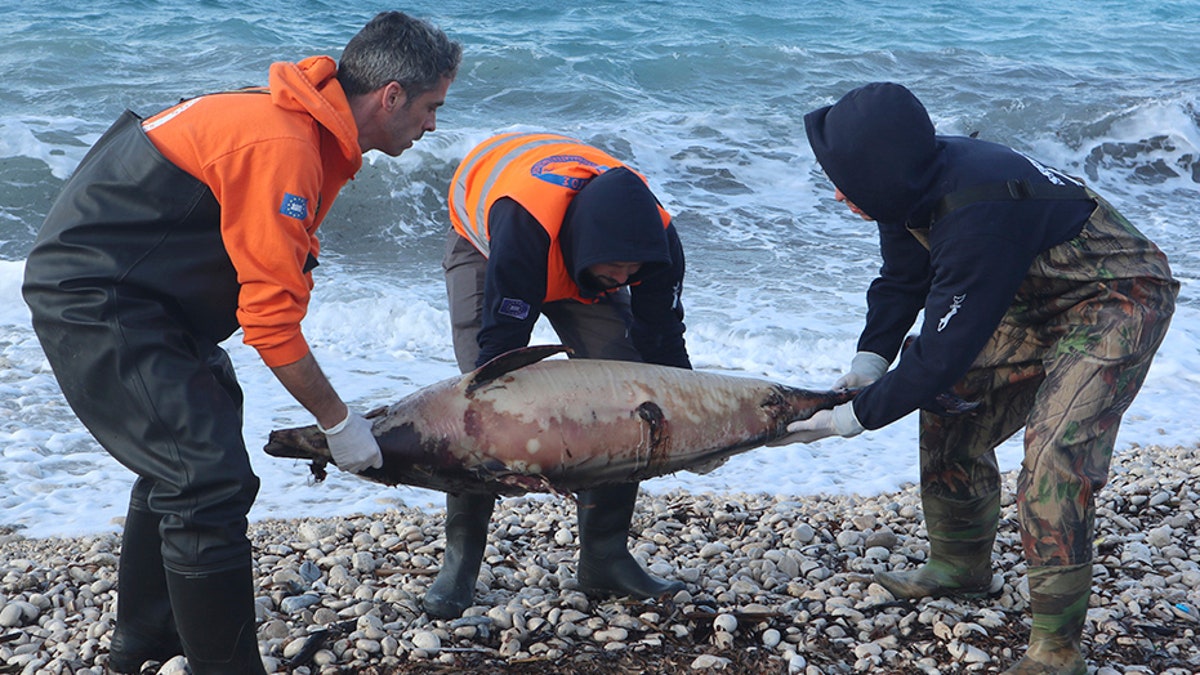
left=107, top=505, right=184, bottom=674
left=423, top=493, right=495, bottom=619
left=576, top=482, right=685, bottom=599
left=874, top=492, right=998, bottom=599
left=164, top=565, right=266, bottom=675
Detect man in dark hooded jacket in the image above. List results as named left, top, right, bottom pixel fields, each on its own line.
left=778, top=83, right=1177, bottom=674
left=429, top=131, right=689, bottom=618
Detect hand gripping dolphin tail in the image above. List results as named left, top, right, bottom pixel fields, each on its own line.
left=263, top=345, right=858, bottom=495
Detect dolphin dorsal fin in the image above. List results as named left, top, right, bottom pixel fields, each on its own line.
left=464, top=345, right=574, bottom=394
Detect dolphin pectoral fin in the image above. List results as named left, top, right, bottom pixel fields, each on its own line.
left=464, top=344, right=574, bottom=394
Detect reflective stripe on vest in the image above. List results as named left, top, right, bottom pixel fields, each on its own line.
left=450, top=132, right=598, bottom=257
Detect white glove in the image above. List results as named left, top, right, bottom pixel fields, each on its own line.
left=833, top=352, right=889, bottom=390
left=319, top=412, right=383, bottom=474
left=766, top=402, right=864, bottom=446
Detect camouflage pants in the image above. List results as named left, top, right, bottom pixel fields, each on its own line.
left=918, top=196, right=1178, bottom=567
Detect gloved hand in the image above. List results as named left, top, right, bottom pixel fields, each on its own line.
left=319, top=412, right=383, bottom=474
left=833, top=352, right=889, bottom=390
left=766, top=402, right=864, bottom=446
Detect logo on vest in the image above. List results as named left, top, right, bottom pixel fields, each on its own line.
left=937, top=294, right=966, bottom=333
left=499, top=297, right=531, bottom=320
left=280, top=193, right=309, bottom=220
left=530, top=155, right=609, bottom=190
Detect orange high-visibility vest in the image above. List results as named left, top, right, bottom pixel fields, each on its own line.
left=449, top=132, right=670, bottom=303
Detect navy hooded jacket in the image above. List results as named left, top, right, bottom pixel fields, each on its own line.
left=804, top=82, right=1095, bottom=429
left=476, top=167, right=690, bottom=369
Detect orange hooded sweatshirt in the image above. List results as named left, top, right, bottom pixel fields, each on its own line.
left=143, top=56, right=362, bottom=367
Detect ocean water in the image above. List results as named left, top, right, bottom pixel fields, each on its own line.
left=1, top=1, right=1197, bottom=538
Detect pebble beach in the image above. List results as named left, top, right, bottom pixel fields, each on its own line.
left=2, top=443, right=1197, bottom=674
left=3, top=4, right=1198, bottom=674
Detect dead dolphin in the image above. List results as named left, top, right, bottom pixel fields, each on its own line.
left=263, top=345, right=857, bottom=495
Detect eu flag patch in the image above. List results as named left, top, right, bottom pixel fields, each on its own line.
left=499, top=298, right=531, bottom=320
left=280, top=193, right=309, bottom=220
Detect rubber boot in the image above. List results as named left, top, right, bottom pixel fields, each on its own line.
left=423, top=493, right=495, bottom=619
left=1002, top=563, right=1090, bottom=675
left=874, top=492, right=997, bottom=599
left=107, top=507, right=184, bottom=673
left=576, top=482, right=685, bottom=598
left=164, top=565, right=266, bottom=675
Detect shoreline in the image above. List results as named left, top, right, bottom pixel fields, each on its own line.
left=2, top=443, right=1197, bottom=674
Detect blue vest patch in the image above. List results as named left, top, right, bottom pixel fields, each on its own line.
left=280, top=193, right=309, bottom=220
left=499, top=297, right=531, bottom=320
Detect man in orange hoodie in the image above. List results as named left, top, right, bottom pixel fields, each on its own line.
left=22, top=12, right=460, bottom=674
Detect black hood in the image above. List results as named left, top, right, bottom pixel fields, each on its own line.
left=560, top=166, right=671, bottom=294
left=804, top=82, right=942, bottom=224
